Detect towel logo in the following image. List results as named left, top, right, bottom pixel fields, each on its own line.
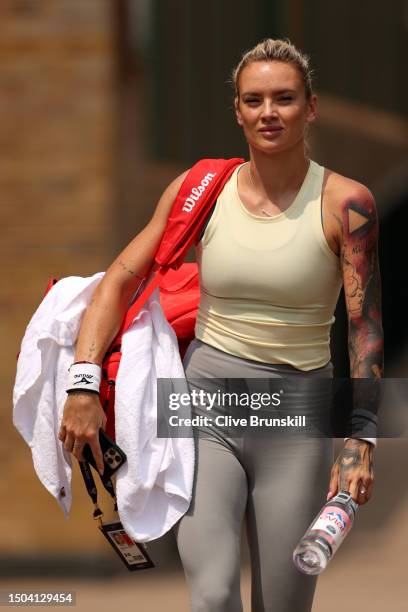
left=182, top=172, right=217, bottom=212
left=73, top=374, right=94, bottom=385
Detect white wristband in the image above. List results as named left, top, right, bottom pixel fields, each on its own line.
left=67, top=362, right=101, bottom=394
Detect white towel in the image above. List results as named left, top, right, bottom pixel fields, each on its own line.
left=13, top=272, right=195, bottom=542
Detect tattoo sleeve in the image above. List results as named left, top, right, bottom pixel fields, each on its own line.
left=339, top=192, right=384, bottom=378
left=336, top=191, right=384, bottom=442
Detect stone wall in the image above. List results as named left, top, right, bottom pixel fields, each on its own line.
left=1, top=0, right=118, bottom=554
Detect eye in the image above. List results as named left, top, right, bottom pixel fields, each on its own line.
left=279, top=96, right=293, bottom=102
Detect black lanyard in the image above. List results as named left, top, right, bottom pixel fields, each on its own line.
left=78, top=460, right=117, bottom=525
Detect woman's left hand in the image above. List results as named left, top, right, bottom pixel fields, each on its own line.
left=326, top=438, right=374, bottom=505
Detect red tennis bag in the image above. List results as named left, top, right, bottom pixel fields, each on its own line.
left=41, top=157, right=244, bottom=440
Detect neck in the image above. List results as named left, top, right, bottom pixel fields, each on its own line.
left=247, top=144, right=310, bottom=201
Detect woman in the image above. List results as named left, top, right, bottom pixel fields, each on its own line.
left=59, top=38, right=383, bottom=611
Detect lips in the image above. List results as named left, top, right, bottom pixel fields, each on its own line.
left=259, top=127, right=283, bottom=132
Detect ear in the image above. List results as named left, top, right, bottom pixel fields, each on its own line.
left=234, top=96, right=243, bottom=126
left=305, top=93, right=318, bottom=125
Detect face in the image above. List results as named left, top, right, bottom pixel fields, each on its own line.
left=234, top=60, right=317, bottom=153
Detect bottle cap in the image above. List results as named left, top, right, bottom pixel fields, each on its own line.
left=333, top=491, right=359, bottom=514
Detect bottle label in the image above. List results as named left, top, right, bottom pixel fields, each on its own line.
left=310, top=505, right=351, bottom=554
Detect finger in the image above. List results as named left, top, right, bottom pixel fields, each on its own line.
left=58, top=424, right=66, bottom=441
left=63, top=432, right=75, bottom=453
left=72, top=441, right=85, bottom=462
left=356, top=481, right=368, bottom=505
left=327, top=465, right=339, bottom=501
left=357, top=493, right=368, bottom=505
left=365, top=479, right=374, bottom=501
left=359, top=478, right=374, bottom=504
left=348, top=479, right=360, bottom=503
left=89, top=438, right=105, bottom=476
left=326, top=483, right=338, bottom=501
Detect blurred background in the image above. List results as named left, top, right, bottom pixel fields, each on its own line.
left=2, top=0, right=408, bottom=610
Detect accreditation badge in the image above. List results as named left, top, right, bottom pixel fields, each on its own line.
left=99, top=521, right=155, bottom=571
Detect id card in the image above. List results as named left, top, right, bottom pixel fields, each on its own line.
left=99, top=521, right=155, bottom=571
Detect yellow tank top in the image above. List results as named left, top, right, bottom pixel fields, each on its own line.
left=194, top=158, right=343, bottom=371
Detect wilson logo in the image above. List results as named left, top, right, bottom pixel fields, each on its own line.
left=182, top=172, right=217, bottom=212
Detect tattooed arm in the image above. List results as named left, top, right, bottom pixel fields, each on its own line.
left=340, top=191, right=383, bottom=378
left=327, top=186, right=383, bottom=505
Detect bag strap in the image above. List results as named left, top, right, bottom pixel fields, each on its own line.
left=110, top=157, right=244, bottom=343
left=154, top=157, right=244, bottom=268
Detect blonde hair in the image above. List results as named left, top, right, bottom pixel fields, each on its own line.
left=231, top=37, right=314, bottom=102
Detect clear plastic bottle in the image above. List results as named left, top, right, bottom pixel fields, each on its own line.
left=293, top=491, right=359, bottom=575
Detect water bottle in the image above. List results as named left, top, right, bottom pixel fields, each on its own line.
left=293, top=491, right=358, bottom=575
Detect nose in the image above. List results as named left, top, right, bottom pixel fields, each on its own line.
left=261, top=100, right=279, bottom=120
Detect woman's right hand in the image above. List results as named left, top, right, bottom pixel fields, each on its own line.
left=58, top=392, right=107, bottom=475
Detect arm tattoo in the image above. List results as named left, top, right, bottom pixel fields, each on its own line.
left=338, top=194, right=384, bottom=378
left=335, top=439, right=374, bottom=492
left=87, top=340, right=96, bottom=360
left=117, top=259, right=144, bottom=279
left=118, top=260, right=135, bottom=275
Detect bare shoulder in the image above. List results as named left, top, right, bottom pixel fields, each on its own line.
left=323, top=167, right=377, bottom=219
left=322, top=167, right=378, bottom=255
left=151, top=168, right=191, bottom=223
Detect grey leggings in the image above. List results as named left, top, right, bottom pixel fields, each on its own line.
left=173, top=339, right=334, bottom=612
